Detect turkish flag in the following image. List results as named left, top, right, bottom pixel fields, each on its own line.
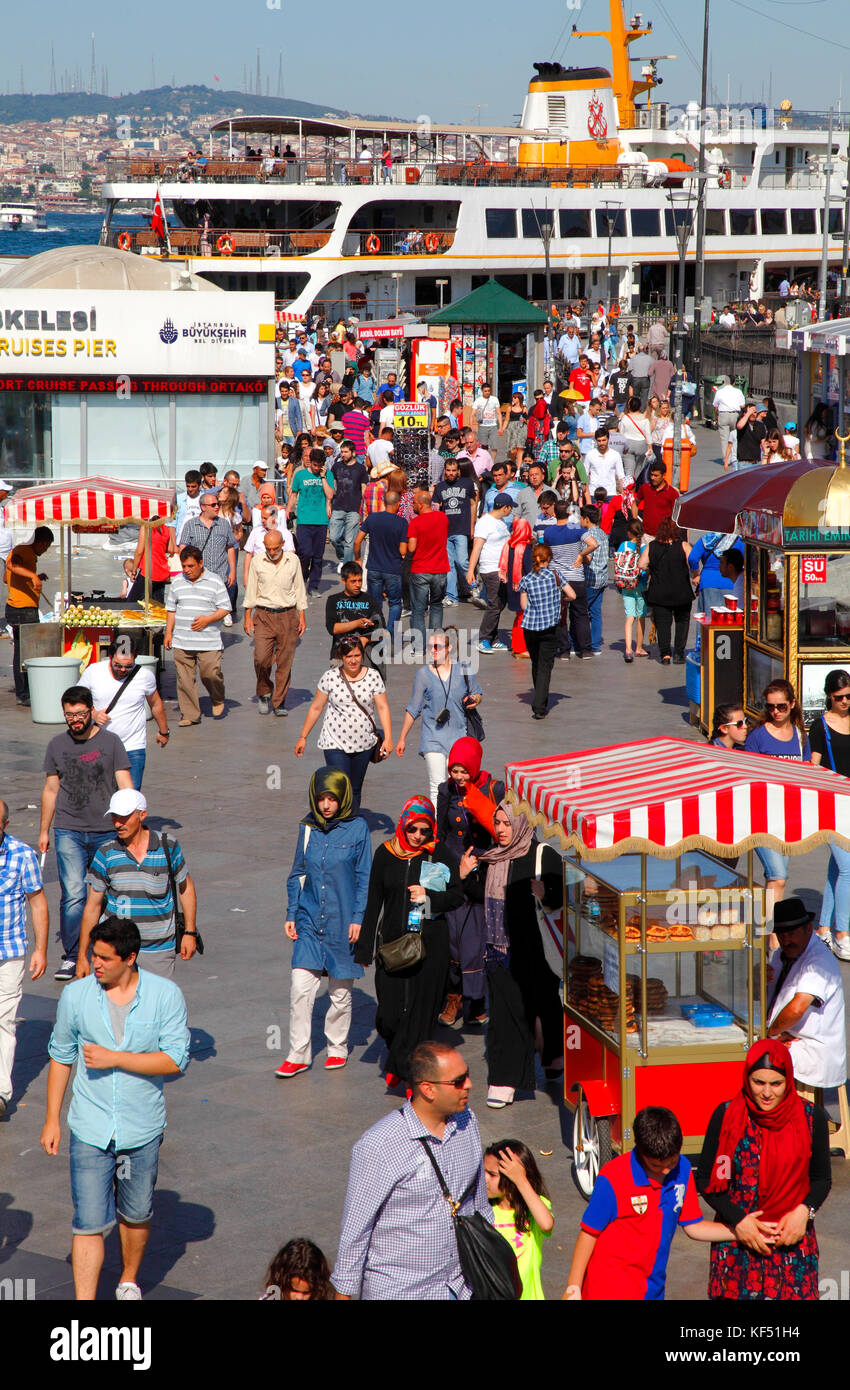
left=151, top=186, right=167, bottom=240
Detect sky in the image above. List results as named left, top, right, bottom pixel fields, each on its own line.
left=3, top=0, right=850, bottom=125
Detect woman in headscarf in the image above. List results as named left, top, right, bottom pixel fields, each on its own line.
left=696, top=1039, right=831, bottom=1300
left=435, top=737, right=505, bottom=1030
left=459, top=802, right=564, bottom=1109
left=276, top=769, right=372, bottom=1079
left=356, top=795, right=465, bottom=1089
left=499, top=516, right=533, bottom=657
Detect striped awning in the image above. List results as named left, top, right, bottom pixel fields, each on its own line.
left=505, top=737, right=850, bottom=860
left=11, top=477, right=175, bottom=526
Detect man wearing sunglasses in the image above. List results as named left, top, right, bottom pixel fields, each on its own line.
left=332, top=1040, right=492, bottom=1300
left=79, top=636, right=170, bottom=790
left=177, top=490, right=237, bottom=597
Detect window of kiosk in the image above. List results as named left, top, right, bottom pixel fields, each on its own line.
left=759, top=550, right=784, bottom=649
left=798, top=553, right=850, bottom=648
left=747, top=645, right=785, bottom=711
left=747, top=547, right=759, bottom=636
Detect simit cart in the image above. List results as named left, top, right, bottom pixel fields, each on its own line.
left=505, top=736, right=850, bottom=1195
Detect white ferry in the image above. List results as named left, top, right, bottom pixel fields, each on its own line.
left=0, top=202, right=47, bottom=229
left=100, top=0, right=847, bottom=322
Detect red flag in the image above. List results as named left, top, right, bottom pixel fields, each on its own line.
left=151, top=186, right=166, bottom=240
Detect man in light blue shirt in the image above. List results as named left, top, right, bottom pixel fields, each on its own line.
left=42, top=916, right=189, bottom=1301
left=558, top=323, right=581, bottom=368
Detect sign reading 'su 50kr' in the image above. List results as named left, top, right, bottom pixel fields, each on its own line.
left=0, top=291, right=276, bottom=377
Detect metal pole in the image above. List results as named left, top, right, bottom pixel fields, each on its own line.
left=607, top=216, right=614, bottom=303
left=671, top=211, right=690, bottom=489
left=819, top=108, right=834, bottom=334
left=841, top=116, right=850, bottom=317
left=692, top=0, right=711, bottom=418
left=541, top=221, right=554, bottom=358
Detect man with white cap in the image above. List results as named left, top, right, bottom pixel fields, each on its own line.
left=241, top=460, right=270, bottom=514
left=76, top=788, right=198, bottom=980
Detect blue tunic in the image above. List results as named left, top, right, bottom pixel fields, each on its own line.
left=405, top=662, right=484, bottom=757
left=285, top=817, right=372, bottom=978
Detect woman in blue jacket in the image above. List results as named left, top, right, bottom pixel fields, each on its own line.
left=276, top=769, right=372, bottom=1079
left=687, top=532, right=744, bottom=615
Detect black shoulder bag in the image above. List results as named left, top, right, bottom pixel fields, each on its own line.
left=462, top=670, right=485, bottom=743
left=416, top=1138, right=520, bottom=1301
left=104, top=663, right=140, bottom=715
left=162, top=833, right=204, bottom=956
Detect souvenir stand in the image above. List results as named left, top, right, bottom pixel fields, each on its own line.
left=505, top=737, right=850, bottom=1195
left=11, top=477, right=175, bottom=671
left=674, top=449, right=850, bottom=725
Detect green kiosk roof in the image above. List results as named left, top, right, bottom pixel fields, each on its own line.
left=427, top=281, right=548, bottom=326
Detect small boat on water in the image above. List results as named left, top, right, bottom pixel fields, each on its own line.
left=0, top=202, right=47, bottom=230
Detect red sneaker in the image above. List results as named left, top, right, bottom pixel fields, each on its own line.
left=324, top=1055, right=347, bottom=1070
left=385, top=1072, right=402, bottom=1089
left=274, top=1061, right=309, bottom=1079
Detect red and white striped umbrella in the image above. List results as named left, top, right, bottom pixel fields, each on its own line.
left=506, top=737, right=850, bottom=860
left=11, top=477, right=175, bottom=526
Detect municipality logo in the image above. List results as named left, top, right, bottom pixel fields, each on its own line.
left=159, top=318, right=178, bottom=345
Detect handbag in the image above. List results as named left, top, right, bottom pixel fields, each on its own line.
left=463, top=671, right=485, bottom=743
left=416, top=1139, right=521, bottom=1301
left=162, top=833, right=204, bottom=956
left=341, top=670, right=386, bottom=764
left=377, top=926, right=427, bottom=972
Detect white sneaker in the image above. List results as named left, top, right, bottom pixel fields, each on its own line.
left=442, top=597, right=457, bottom=606
left=115, top=1282, right=142, bottom=1300
left=486, top=1085, right=515, bottom=1109
left=833, top=937, right=850, bottom=962
left=489, top=640, right=508, bottom=652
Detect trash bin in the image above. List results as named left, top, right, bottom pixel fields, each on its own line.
left=733, top=374, right=749, bottom=396
left=24, top=655, right=84, bottom=724
left=136, top=653, right=158, bottom=721
left=701, top=375, right=723, bottom=427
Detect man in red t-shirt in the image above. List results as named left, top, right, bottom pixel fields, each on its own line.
left=632, top=460, right=679, bottom=539
left=569, top=354, right=593, bottom=402
left=406, top=492, right=449, bottom=649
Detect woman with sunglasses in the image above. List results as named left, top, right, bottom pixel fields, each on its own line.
left=710, top=703, right=748, bottom=749
left=294, top=634, right=393, bottom=808
left=808, top=669, right=850, bottom=960
left=355, top=795, right=465, bottom=1090
left=744, top=680, right=811, bottom=933
left=395, top=628, right=483, bottom=807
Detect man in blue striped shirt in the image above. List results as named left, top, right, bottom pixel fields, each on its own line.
left=165, top=547, right=231, bottom=725
left=75, top=789, right=197, bottom=980
left=332, top=1042, right=492, bottom=1300
left=0, top=801, right=48, bottom=1118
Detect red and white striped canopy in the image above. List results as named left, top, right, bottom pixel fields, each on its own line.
left=506, top=737, right=850, bottom=860
left=11, top=477, right=175, bottom=526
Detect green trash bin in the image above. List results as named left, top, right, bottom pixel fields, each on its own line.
left=24, top=656, right=84, bottom=724
left=701, top=376, right=723, bottom=427
left=733, top=374, right=749, bottom=396
left=136, top=653, right=158, bottom=721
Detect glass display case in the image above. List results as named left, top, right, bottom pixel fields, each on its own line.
left=798, top=553, right=850, bottom=649
left=564, top=851, right=766, bottom=1059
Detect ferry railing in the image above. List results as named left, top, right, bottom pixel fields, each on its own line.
left=340, top=229, right=456, bottom=256
left=105, top=225, right=333, bottom=257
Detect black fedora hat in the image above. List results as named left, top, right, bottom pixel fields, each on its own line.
left=773, top=897, right=815, bottom=933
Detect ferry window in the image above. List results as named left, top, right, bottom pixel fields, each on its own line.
left=825, top=207, right=844, bottom=235
left=760, top=209, right=787, bottom=235
left=595, top=209, right=625, bottom=237
left=631, top=209, right=660, bottom=237
left=530, top=273, right=565, bottom=299
left=494, top=274, right=528, bottom=297
left=730, top=209, right=757, bottom=236
left=664, top=208, right=695, bottom=238
left=790, top=208, right=815, bottom=235
left=705, top=209, right=726, bottom=236
left=559, top=209, right=591, bottom=238
left=521, top=209, right=554, bottom=239
left=415, top=276, right=450, bottom=306
left=485, top=208, right=516, bottom=238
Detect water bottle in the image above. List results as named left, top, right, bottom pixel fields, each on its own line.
left=407, top=904, right=424, bottom=932
left=587, top=898, right=601, bottom=920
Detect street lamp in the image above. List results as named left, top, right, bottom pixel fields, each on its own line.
left=667, top=185, right=696, bottom=489
left=390, top=271, right=403, bottom=317
left=436, top=278, right=448, bottom=310
left=600, top=201, right=623, bottom=307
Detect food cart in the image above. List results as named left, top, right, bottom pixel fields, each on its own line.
left=11, top=477, right=175, bottom=673
left=675, top=449, right=850, bottom=725
left=505, top=736, right=850, bottom=1194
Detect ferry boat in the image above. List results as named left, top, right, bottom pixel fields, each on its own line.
left=100, top=0, right=847, bottom=325
left=1, top=202, right=47, bottom=229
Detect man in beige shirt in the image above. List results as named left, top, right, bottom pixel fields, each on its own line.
left=243, top=531, right=307, bottom=717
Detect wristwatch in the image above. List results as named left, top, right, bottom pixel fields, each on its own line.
left=807, top=1206, right=816, bottom=1225
left=182, top=930, right=197, bottom=937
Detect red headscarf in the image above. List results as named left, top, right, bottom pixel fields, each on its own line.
left=499, top=517, right=532, bottom=588
left=705, top=1038, right=812, bottom=1222
left=448, top=736, right=483, bottom=782
left=386, top=795, right=437, bottom=859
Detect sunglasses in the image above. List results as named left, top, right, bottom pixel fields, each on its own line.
left=766, top=701, right=789, bottom=713
left=406, top=824, right=431, bottom=838
left=722, top=719, right=747, bottom=729
left=832, top=692, right=850, bottom=702
left=423, top=1071, right=470, bottom=1089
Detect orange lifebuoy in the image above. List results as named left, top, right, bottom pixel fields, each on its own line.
left=117, top=231, right=132, bottom=252
left=424, top=232, right=440, bottom=253
left=365, top=234, right=381, bottom=254
left=719, top=168, right=731, bottom=188
left=217, top=233, right=233, bottom=256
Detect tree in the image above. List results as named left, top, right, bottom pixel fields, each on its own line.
left=39, top=162, right=56, bottom=174
left=79, top=173, right=93, bottom=201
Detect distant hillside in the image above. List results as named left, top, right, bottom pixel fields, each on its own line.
left=0, top=85, right=356, bottom=124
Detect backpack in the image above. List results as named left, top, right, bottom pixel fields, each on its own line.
left=614, top=543, right=640, bottom=591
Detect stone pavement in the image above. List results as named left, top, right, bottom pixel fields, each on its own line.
left=1, top=424, right=847, bottom=1301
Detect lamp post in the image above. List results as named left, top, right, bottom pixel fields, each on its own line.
left=601, top=201, right=623, bottom=307
left=667, top=186, right=696, bottom=489
left=390, top=271, right=403, bottom=317
left=436, top=278, right=448, bottom=310
left=692, top=0, right=711, bottom=419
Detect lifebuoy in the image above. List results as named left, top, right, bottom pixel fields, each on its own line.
left=424, top=232, right=440, bottom=253
left=116, top=231, right=132, bottom=252
left=217, top=233, right=233, bottom=256
left=719, top=168, right=731, bottom=188
left=365, top=235, right=380, bottom=254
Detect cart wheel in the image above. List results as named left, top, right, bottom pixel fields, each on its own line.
left=572, top=1089, right=613, bottom=1200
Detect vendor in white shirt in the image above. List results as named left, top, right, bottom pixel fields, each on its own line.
left=584, top=428, right=625, bottom=496
left=766, top=898, right=846, bottom=1090
left=79, top=636, right=170, bottom=791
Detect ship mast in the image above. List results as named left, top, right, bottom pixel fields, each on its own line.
left=570, top=1, right=655, bottom=127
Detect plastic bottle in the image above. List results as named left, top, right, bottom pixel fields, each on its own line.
left=407, top=904, right=424, bottom=932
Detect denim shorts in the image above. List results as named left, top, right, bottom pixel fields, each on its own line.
left=622, top=589, right=647, bottom=618
left=755, top=846, right=789, bottom=883
left=70, top=1132, right=162, bottom=1235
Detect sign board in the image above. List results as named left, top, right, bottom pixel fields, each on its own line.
left=357, top=322, right=405, bottom=340
left=785, top=525, right=850, bottom=549
left=0, top=375, right=268, bottom=395
left=0, top=291, right=276, bottom=377
left=393, top=402, right=429, bottom=429
left=800, top=555, right=828, bottom=584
